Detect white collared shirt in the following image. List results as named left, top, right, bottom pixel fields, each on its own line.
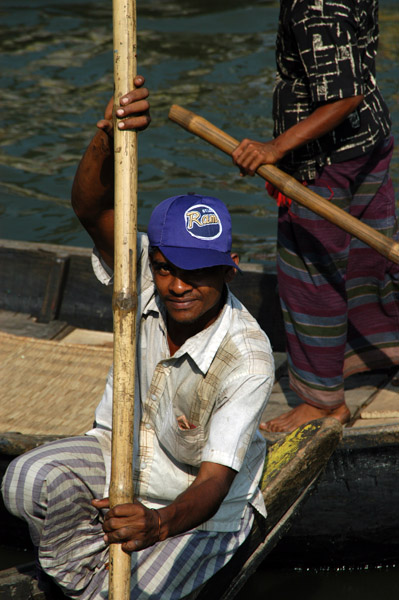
left=87, top=234, right=274, bottom=531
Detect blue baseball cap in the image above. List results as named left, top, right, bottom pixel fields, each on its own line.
left=147, top=194, right=240, bottom=271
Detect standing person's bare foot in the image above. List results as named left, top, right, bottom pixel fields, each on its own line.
left=260, top=402, right=351, bottom=433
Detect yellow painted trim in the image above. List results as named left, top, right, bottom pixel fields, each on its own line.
left=261, top=422, right=319, bottom=488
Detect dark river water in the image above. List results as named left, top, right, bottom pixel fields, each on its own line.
left=1, top=0, right=399, bottom=264
left=1, top=0, right=399, bottom=596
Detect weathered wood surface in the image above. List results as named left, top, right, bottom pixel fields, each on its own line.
left=360, top=372, right=399, bottom=419
left=0, top=240, right=113, bottom=334
left=0, top=310, right=70, bottom=339
left=0, top=432, right=64, bottom=457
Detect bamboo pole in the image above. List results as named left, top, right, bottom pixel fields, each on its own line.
left=169, top=104, right=399, bottom=265
left=109, top=0, right=138, bottom=598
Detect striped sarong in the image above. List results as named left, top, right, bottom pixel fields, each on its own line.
left=2, top=436, right=253, bottom=599
left=277, top=135, right=399, bottom=409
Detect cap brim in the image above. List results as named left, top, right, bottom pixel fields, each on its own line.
left=159, top=246, right=242, bottom=272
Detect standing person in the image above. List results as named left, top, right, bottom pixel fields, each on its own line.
left=232, top=0, right=399, bottom=432
left=2, top=83, right=274, bottom=598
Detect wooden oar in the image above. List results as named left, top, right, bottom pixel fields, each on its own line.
left=169, top=105, right=399, bottom=265
left=109, top=0, right=138, bottom=598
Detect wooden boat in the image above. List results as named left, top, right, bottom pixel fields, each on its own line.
left=0, top=242, right=344, bottom=598
left=1, top=237, right=399, bottom=577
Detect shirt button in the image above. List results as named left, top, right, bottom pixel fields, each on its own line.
left=151, top=394, right=157, bottom=401
left=140, top=461, right=147, bottom=471
left=145, top=423, right=151, bottom=430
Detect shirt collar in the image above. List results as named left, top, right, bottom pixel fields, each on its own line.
left=143, top=288, right=234, bottom=375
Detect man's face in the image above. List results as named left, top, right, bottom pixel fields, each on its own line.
left=150, top=249, right=237, bottom=329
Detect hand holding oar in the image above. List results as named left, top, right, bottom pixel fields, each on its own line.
left=168, top=105, right=399, bottom=265
left=110, top=0, right=138, bottom=598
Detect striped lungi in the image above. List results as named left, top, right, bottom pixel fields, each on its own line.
left=2, top=436, right=253, bottom=599
left=277, top=135, right=399, bottom=409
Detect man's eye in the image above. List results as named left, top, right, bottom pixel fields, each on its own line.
left=156, top=265, right=171, bottom=274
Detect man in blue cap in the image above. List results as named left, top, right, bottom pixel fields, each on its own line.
left=2, top=83, right=274, bottom=599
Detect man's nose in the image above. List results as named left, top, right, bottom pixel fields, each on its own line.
left=169, top=273, right=193, bottom=295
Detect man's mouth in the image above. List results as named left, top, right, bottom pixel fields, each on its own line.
left=165, top=297, right=197, bottom=308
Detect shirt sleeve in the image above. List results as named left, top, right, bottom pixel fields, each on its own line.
left=292, top=2, right=364, bottom=104
left=201, top=370, right=273, bottom=472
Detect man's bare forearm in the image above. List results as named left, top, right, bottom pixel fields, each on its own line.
left=157, top=462, right=236, bottom=540
left=71, top=129, right=114, bottom=220
left=96, top=461, right=237, bottom=552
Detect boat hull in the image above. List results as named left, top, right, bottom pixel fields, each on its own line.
left=267, top=424, right=399, bottom=566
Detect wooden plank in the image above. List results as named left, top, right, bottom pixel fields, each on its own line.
left=0, top=432, right=66, bottom=456
left=0, top=310, right=69, bottom=339
left=1, top=246, right=67, bottom=316
left=37, top=255, right=69, bottom=323
left=0, top=242, right=113, bottom=332
left=261, top=370, right=393, bottom=427
left=0, top=561, right=67, bottom=599
left=360, top=369, right=399, bottom=419
left=57, top=253, right=113, bottom=331
left=351, top=416, right=399, bottom=428
left=59, top=328, right=114, bottom=346
left=0, top=239, right=92, bottom=256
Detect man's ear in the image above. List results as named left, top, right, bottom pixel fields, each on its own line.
left=224, top=253, right=239, bottom=284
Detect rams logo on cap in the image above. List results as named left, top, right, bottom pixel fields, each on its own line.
left=184, top=204, right=222, bottom=240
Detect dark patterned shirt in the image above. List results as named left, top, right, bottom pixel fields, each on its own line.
left=273, top=0, right=391, bottom=180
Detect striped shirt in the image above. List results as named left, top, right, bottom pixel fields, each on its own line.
left=274, top=0, right=391, bottom=180
left=89, top=234, right=274, bottom=532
